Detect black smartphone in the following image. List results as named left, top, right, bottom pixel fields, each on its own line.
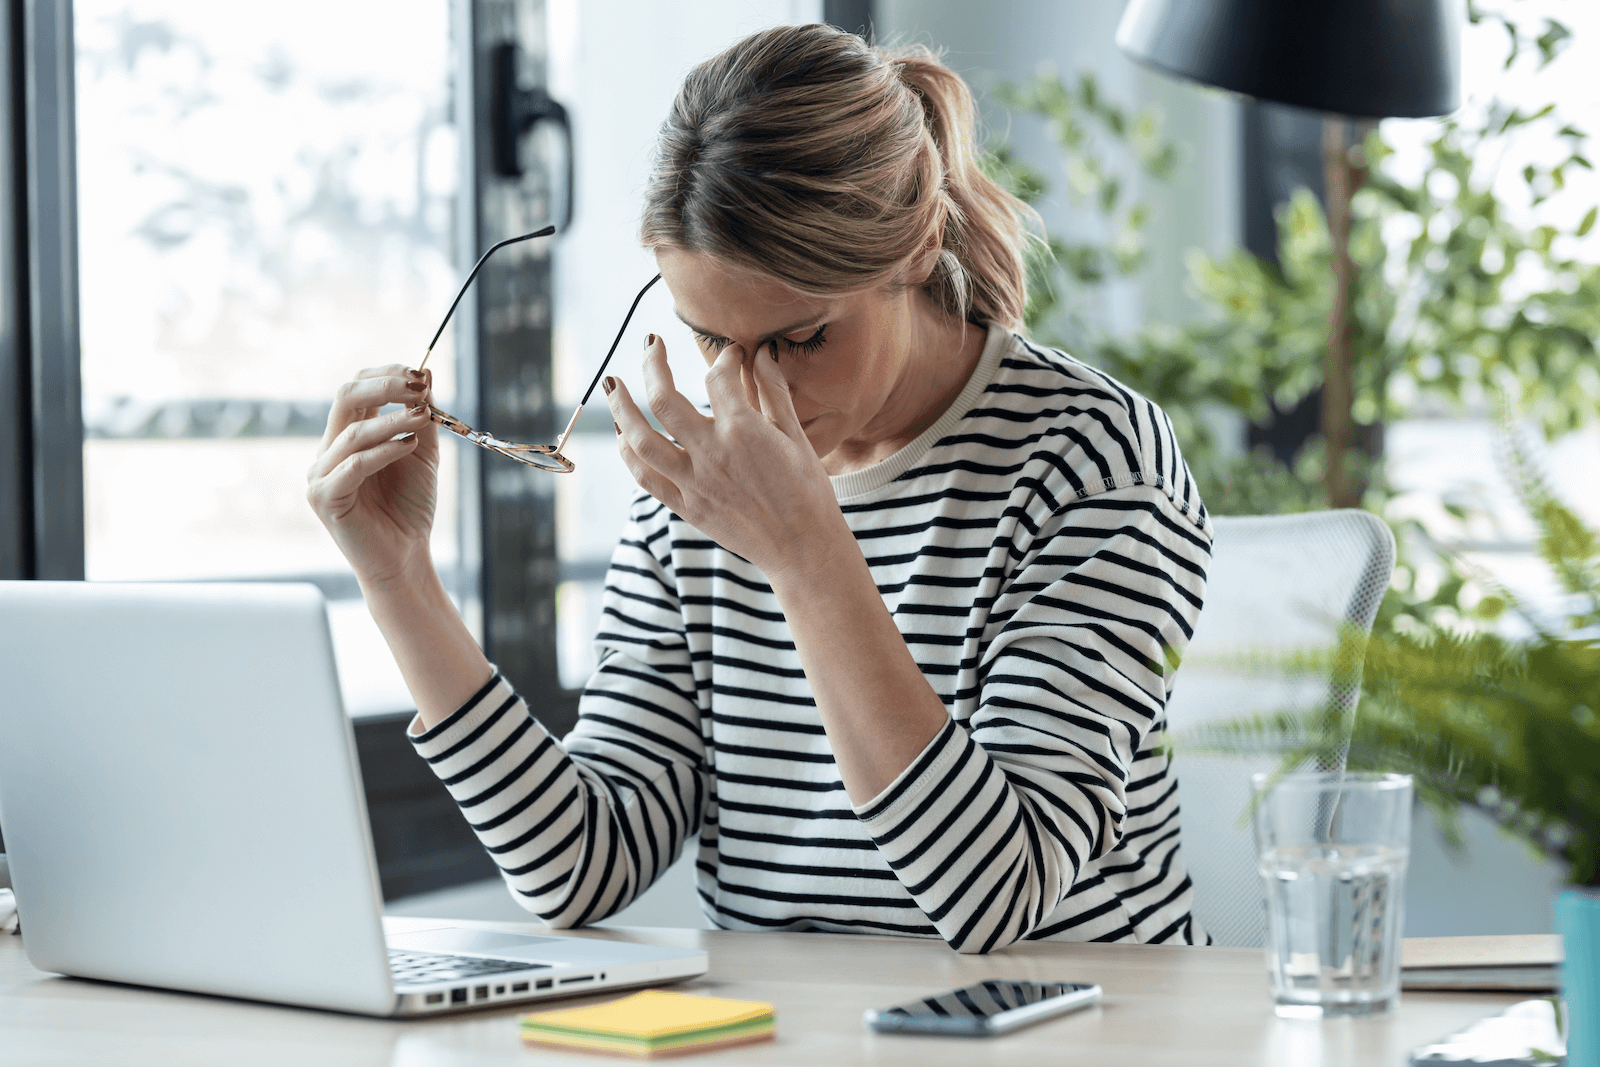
left=863, top=979, right=1102, bottom=1036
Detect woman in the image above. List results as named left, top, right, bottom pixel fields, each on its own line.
left=308, top=24, right=1211, bottom=953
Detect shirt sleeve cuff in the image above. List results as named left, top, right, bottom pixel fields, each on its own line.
left=406, top=667, right=510, bottom=758
left=852, top=718, right=965, bottom=826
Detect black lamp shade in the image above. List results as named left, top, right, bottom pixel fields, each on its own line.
left=1115, top=0, right=1462, bottom=119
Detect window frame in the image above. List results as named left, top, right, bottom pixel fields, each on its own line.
left=467, top=0, right=578, bottom=737
left=2, top=0, right=84, bottom=584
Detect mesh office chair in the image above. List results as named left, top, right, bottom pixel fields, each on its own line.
left=1166, top=510, right=1396, bottom=947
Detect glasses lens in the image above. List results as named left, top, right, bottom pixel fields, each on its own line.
left=498, top=446, right=574, bottom=473
left=427, top=407, right=572, bottom=472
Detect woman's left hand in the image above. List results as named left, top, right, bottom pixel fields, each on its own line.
left=605, top=336, right=851, bottom=585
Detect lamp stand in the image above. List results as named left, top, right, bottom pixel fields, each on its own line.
left=1322, top=117, right=1368, bottom=510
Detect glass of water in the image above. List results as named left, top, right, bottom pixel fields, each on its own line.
left=1252, top=771, right=1413, bottom=1018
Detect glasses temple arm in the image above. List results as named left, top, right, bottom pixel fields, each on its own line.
left=419, top=224, right=556, bottom=372
left=553, top=404, right=585, bottom=454
left=556, top=272, right=664, bottom=452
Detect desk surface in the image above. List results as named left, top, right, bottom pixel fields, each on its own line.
left=1, top=920, right=1528, bottom=1067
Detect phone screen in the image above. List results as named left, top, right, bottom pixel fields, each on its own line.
left=865, top=979, right=1101, bottom=1035
left=880, top=980, right=1093, bottom=1021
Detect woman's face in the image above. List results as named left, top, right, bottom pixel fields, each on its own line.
left=655, top=247, right=920, bottom=463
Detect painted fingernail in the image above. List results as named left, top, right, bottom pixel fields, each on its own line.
left=405, top=380, right=426, bottom=392
left=644, top=333, right=656, bottom=348
left=613, top=421, right=621, bottom=435
left=602, top=376, right=616, bottom=396
left=397, top=432, right=416, bottom=443
left=408, top=403, right=427, bottom=415
left=406, top=368, right=423, bottom=380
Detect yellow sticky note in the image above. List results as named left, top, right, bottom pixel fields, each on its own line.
left=520, top=989, right=774, bottom=1040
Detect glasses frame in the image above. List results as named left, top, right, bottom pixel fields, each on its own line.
left=418, top=225, right=662, bottom=473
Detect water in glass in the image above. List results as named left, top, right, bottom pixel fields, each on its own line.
left=1260, top=842, right=1409, bottom=1017
left=1251, top=771, right=1413, bottom=1018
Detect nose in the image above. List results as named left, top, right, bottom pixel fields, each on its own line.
left=731, top=339, right=777, bottom=361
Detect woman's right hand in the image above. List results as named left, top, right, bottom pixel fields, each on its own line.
left=306, top=364, right=439, bottom=590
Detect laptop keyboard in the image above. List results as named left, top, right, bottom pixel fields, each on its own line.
left=389, top=948, right=550, bottom=988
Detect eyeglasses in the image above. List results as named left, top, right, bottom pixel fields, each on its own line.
left=417, top=225, right=661, bottom=473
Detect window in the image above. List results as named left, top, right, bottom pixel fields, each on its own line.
left=74, top=1, right=464, bottom=716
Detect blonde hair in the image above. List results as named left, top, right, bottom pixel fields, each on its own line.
left=640, top=24, right=1037, bottom=330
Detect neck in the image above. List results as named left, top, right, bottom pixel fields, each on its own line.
left=822, top=299, right=987, bottom=476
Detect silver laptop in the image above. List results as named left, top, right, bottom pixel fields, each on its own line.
left=0, top=580, right=706, bottom=1016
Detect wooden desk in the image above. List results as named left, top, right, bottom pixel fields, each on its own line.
left=0, top=922, right=1527, bottom=1066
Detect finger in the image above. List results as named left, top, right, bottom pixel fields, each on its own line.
left=310, top=403, right=430, bottom=481
left=750, top=341, right=805, bottom=439
left=738, top=353, right=760, bottom=411
left=639, top=335, right=711, bottom=443
left=615, top=433, right=684, bottom=514
left=355, top=363, right=416, bottom=381
left=349, top=367, right=432, bottom=403
left=351, top=364, right=433, bottom=402
left=311, top=402, right=428, bottom=481
left=406, top=402, right=440, bottom=466
left=322, top=371, right=431, bottom=450
left=703, top=343, right=760, bottom=423
left=607, top=377, right=693, bottom=482
left=307, top=434, right=421, bottom=520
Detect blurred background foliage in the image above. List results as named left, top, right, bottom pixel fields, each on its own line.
left=1181, top=430, right=1600, bottom=886
left=985, top=2, right=1600, bottom=640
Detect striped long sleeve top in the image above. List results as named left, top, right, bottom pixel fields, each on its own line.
left=410, top=325, right=1212, bottom=952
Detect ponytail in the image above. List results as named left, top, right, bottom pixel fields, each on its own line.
left=890, top=47, right=1034, bottom=328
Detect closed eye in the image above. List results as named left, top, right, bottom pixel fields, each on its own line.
left=690, top=329, right=729, bottom=351
left=783, top=324, right=827, bottom=356
left=689, top=325, right=828, bottom=357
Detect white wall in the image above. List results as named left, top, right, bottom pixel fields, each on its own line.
left=1405, top=805, right=1565, bottom=937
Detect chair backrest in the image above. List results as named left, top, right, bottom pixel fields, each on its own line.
left=1167, top=510, right=1396, bottom=947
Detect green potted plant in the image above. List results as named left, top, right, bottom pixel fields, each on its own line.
left=1183, top=431, right=1598, bottom=1061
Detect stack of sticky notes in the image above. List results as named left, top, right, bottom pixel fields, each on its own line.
left=519, top=989, right=776, bottom=1058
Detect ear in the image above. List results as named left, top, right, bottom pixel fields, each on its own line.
left=905, top=229, right=944, bottom=286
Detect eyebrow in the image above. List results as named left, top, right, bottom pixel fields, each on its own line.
left=674, top=310, right=826, bottom=344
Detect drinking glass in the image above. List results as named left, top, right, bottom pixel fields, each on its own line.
left=1251, top=771, right=1413, bottom=1018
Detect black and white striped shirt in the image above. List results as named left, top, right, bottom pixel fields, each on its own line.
left=411, top=325, right=1212, bottom=952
